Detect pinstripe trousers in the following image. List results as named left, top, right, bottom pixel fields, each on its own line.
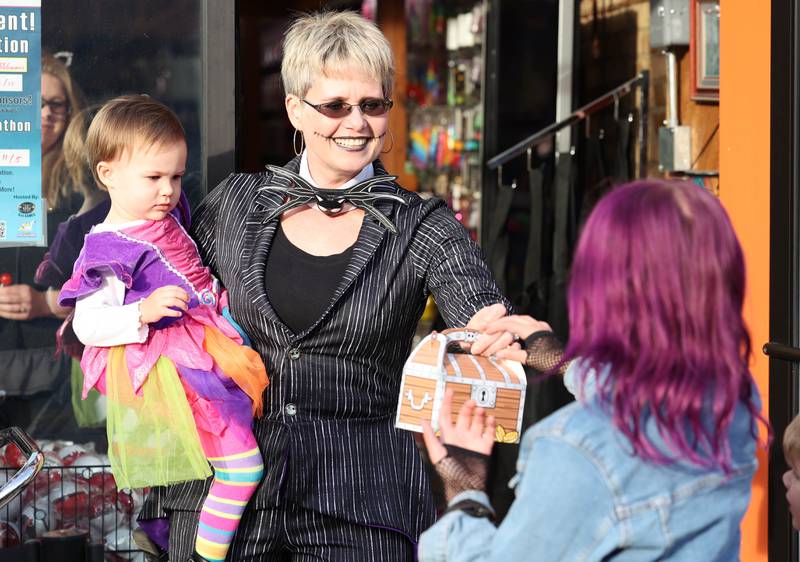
left=168, top=504, right=415, bottom=561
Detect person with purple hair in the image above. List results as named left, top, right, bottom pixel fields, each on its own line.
left=418, top=180, right=768, bottom=561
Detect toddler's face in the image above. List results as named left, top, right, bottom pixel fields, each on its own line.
left=102, top=140, right=186, bottom=223
left=783, top=461, right=800, bottom=530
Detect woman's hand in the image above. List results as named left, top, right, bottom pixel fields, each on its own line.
left=466, top=303, right=513, bottom=357
left=0, top=284, right=52, bottom=320
left=422, top=389, right=495, bottom=464
left=484, top=315, right=553, bottom=363
left=139, top=285, right=189, bottom=324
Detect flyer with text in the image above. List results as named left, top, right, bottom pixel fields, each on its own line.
left=0, top=0, right=42, bottom=247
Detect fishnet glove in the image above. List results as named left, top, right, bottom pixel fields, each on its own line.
left=434, top=444, right=490, bottom=503
left=524, top=331, right=568, bottom=374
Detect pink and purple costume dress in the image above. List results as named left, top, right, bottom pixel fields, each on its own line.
left=58, top=201, right=268, bottom=561
left=59, top=200, right=268, bottom=487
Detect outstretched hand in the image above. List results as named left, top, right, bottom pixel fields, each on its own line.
left=421, top=388, right=496, bottom=464
left=466, top=303, right=516, bottom=357
left=484, top=315, right=553, bottom=363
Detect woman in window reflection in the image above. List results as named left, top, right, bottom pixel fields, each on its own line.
left=0, top=52, right=85, bottom=320
left=36, top=105, right=111, bottom=324
left=139, top=11, right=510, bottom=562
left=0, top=52, right=86, bottom=437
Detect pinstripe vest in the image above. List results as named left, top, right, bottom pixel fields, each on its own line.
left=140, top=157, right=508, bottom=541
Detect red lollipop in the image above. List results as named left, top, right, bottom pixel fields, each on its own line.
left=0, top=273, right=11, bottom=286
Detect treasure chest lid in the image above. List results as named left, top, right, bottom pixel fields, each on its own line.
left=405, top=330, right=526, bottom=387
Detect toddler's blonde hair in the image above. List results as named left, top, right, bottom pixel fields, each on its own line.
left=86, top=94, right=185, bottom=190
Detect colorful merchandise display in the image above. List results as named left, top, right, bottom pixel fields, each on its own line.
left=405, top=0, right=486, bottom=239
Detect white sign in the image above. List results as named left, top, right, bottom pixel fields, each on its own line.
left=0, top=56, right=25, bottom=72
left=0, top=72, right=21, bottom=91
left=0, top=148, right=29, bottom=166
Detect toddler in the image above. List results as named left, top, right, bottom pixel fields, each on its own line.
left=59, top=95, right=269, bottom=562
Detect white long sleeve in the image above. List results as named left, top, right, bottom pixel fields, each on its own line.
left=72, top=268, right=149, bottom=347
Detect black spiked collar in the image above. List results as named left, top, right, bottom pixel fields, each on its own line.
left=256, top=164, right=408, bottom=234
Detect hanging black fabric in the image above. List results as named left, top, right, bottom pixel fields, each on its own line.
left=546, top=151, right=575, bottom=338
left=489, top=154, right=577, bottom=523
left=579, top=131, right=610, bottom=224
left=486, top=108, right=637, bottom=525
left=520, top=166, right=546, bottom=315
left=486, top=180, right=515, bottom=294
left=613, top=117, right=632, bottom=183
left=578, top=117, right=632, bottom=226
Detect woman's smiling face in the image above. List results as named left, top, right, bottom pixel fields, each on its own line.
left=286, top=69, right=389, bottom=188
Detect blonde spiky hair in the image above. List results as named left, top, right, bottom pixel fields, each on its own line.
left=281, top=11, right=395, bottom=98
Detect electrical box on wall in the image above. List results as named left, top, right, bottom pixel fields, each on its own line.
left=658, top=126, right=692, bottom=172
left=650, top=0, right=690, bottom=48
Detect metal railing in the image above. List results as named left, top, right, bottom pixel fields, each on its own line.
left=487, top=71, right=650, bottom=179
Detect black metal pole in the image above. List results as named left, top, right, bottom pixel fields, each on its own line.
left=769, top=0, right=798, bottom=559
left=638, top=69, right=649, bottom=179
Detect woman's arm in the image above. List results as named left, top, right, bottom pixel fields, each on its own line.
left=415, top=205, right=510, bottom=327
left=46, top=287, right=72, bottom=319
left=189, top=174, right=233, bottom=276
left=482, top=315, right=569, bottom=374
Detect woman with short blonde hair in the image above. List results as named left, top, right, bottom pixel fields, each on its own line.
left=141, top=11, right=509, bottom=562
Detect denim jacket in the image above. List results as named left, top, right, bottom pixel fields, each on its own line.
left=418, top=365, right=759, bottom=561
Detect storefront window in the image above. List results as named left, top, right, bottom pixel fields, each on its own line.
left=45, top=0, right=204, bottom=204
left=0, top=1, right=209, bottom=553
left=1, top=0, right=203, bottom=444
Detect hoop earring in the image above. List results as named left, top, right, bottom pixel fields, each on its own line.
left=293, top=129, right=305, bottom=157
left=380, top=129, right=394, bottom=154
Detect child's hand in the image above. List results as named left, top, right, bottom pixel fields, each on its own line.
left=421, top=388, right=495, bottom=464
left=139, top=285, right=189, bottom=324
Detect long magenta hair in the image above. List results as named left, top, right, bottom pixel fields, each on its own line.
left=563, top=180, right=764, bottom=471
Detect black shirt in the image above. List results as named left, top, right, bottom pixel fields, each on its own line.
left=264, top=224, right=354, bottom=334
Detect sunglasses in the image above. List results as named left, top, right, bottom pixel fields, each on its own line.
left=302, top=98, right=393, bottom=118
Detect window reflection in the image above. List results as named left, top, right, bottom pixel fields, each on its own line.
left=0, top=0, right=203, bottom=446
left=44, top=0, right=203, bottom=205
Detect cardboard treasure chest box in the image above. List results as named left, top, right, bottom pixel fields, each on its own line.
left=395, top=328, right=526, bottom=443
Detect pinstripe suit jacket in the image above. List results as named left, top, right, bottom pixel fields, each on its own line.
left=140, top=157, right=509, bottom=542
